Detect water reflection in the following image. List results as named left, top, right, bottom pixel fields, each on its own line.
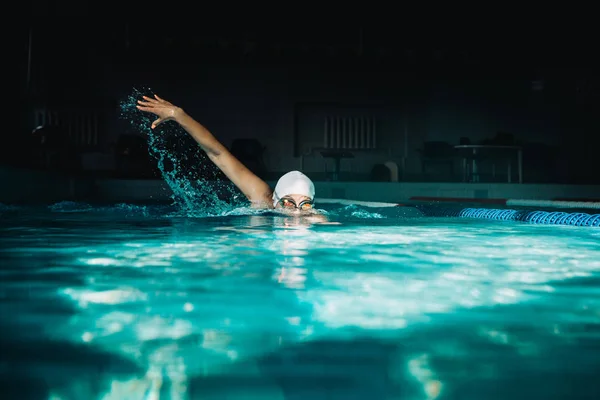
left=270, top=217, right=311, bottom=291
left=35, top=213, right=324, bottom=398
left=2, top=207, right=600, bottom=399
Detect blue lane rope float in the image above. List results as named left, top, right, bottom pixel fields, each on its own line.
left=318, top=198, right=600, bottom=227
left=417, top=206, right=600, bottom=227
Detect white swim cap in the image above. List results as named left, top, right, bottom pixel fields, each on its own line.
left=272, top=171, right=315, bottom=206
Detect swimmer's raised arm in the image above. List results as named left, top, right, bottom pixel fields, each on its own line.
left=137, top=95, right=273, bottom=206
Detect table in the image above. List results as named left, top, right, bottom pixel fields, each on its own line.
left=454, top=145, right=523, bottom=183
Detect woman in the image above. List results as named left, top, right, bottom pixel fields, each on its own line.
left=137, top=95, right=316, bottom=212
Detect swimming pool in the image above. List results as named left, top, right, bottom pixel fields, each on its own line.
left=1, top=201, right=599, bottom=399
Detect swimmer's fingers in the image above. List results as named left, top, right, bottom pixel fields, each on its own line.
left=138, top=96, right=172, bottom=108
left=142, top=95, right=158, bottom=103
left=140, top=94, right=169, bottom=104
left=150, top=117, right=164, bottom=129
left=154, top=95, right=175, bottom=107
left=138, top=98, right=157, bottom=106
left=135, top=105, right=155, bottom=112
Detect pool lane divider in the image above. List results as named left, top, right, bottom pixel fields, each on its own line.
left=408, top=197, right=600, bottom=210
left=317, top=197, right=600, bottom=227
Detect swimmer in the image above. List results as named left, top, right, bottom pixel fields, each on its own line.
left=137, top=95, right=321, bottom=215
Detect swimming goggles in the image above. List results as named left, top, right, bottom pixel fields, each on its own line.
left=279, top=198, right=314, bottom=210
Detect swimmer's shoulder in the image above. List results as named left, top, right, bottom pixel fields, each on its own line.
left=250, top=192, right=275, bottom=209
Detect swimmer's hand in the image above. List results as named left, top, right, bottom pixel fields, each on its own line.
left=136, top=95, right=182, bottom=129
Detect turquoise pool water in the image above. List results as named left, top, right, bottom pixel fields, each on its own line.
left=1, top=201, right=600, bottom=400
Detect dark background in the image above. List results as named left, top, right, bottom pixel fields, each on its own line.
left=15, top=12, right=600, bottom=184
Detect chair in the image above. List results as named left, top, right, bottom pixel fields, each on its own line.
left=370, top=164, right=391, bottom=182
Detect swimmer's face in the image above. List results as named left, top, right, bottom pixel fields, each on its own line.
left=276, top=194, right=314, bottom=212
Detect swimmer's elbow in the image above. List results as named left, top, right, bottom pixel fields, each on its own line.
left=205, top=146, right=223, bottom=158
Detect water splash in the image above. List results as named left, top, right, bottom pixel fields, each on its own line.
left=48, top=201, right=94, bottom=213
left=119, top=87, right=244, bottom=216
